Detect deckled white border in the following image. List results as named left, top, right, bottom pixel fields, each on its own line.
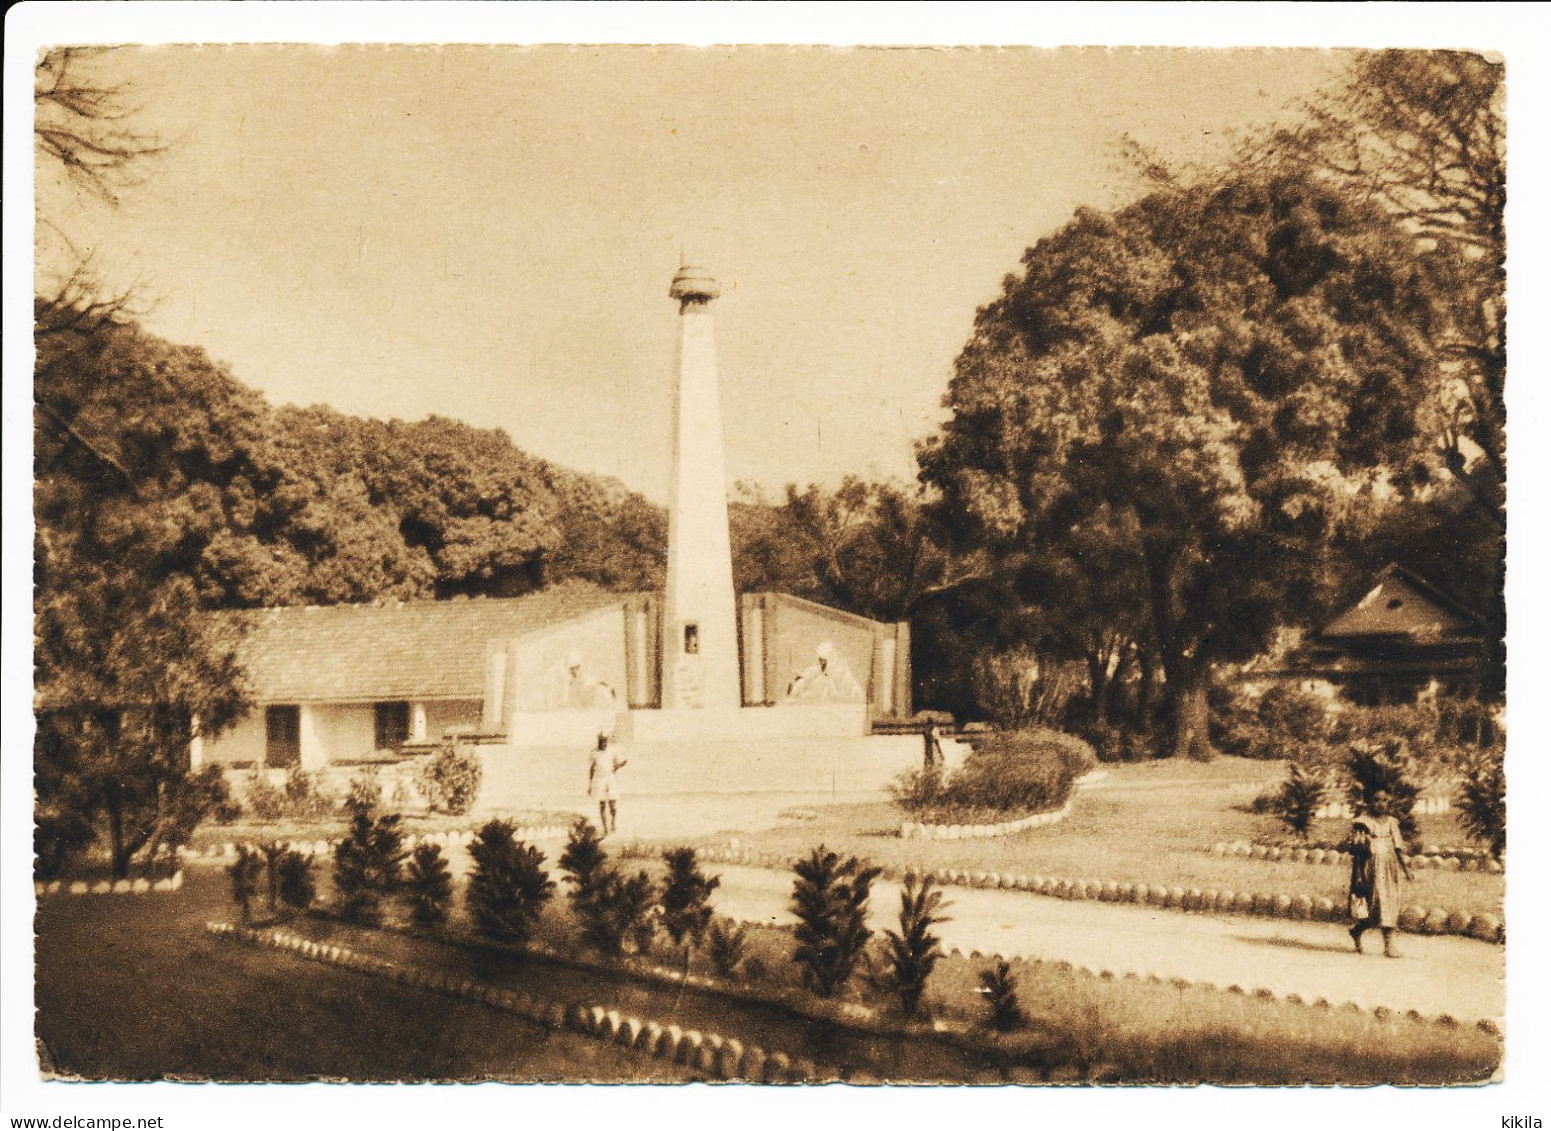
left=5, top=4, right=1547, bottom=1129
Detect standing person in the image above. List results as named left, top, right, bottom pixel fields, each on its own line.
left=1344, top=803, right=1412, bottom=957
left=587, top=731, right=628, bottom=836
left=922, top=721, right=943, bottom=771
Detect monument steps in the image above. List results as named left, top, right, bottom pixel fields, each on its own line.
left=477, top=734, right=921, bottom=808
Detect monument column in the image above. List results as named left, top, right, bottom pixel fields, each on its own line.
left=661, top=264, right=742, bottom=710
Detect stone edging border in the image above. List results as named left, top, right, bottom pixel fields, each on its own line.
left=1210, top=841, right=1503, bottom=874
left=204, top=921, right=813, bottom=1082
left=620, top=842, right=1504, bottom=946
left=36, top=871, right=184, bottom=897
left=1315, top=797, right=1452, bottom=818
left=898, top=798, right=1076, bottom=841
left=925, top=946, right=1502, bottom=1037
left=183, top=825, right=570, bottom=862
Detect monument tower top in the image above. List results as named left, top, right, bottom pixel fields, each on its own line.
left=669, top=263, right=721, bottom=308
left=661, top=261, right=740, bottom=710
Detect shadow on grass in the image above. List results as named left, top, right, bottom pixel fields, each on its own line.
left=1230, top=933, right=1356, bottom=956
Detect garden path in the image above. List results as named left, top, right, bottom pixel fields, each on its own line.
left=706, top=864, right=1505, bottom=1024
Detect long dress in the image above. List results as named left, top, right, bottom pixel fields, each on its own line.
left=1348, top=815, right=1405, bottom=928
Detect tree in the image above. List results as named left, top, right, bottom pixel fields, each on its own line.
left=276, top=850, right=317, bottom=912
left=466, top=821, right=554, bottom=946
left=921, top=170, right=1441, bottom=757
left=732, top=478, right=985, bottom=624
left=789, top=846, right=881, bottom=998
left=404, top=843, right=455, bottom=925
left=35, top=48, right=167, bottom=207
left=978, top=960, right=1029, bottom=1033
left=706, top=917, right=749, bottom=980
left=878, top=874, right=950, bottom=1020
left=578, top=869, right=658, bottom=958
left=228, top=847, right=263, bottom=924
left=559, top=818, right=611, bottom=912
left=1256, top=51, right=1505, bottom=697
left=660, top=847, right=720, bottom=981
left=1271, top=762, right=1326, bottom=841
left=333, top=810, right=407, bottom=925
left=1456, top=745, right=1505, bottom=861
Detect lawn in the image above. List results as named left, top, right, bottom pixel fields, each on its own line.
left=668, top=757, right=1504, bottom=919
left=34, top=871, right=690, bottom=1083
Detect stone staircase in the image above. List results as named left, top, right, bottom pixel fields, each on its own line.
left=477, top=734, right=921, bottom=811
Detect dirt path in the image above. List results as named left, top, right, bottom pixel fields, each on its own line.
left=707, top=864, right=1505, bottom=1023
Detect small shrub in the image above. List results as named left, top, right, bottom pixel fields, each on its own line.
left=979, top=960, right=1028, bottom=1032
left=228, top=846, right=264, bottom=922
left=34, top=802, right=95, bottom=882
left=1256, top=685, right=1332, bottom=746
left=212, top=798, right=244, bottom=825
left=1271, top=762, right=1326, bottom=840
left=879, top=874, right=950, bottom=1020
left=579, top=868, right=657, bottom=957
left=160, top=765, right=233, bottom=851
left=660, top=847, right=719, bottom=951
left=259, top=840, right=289, bottom=912
left=894, top=727, right=1093, bottom=821
left=707, top=917, right=748, bottom=979
left=888, top=765, right=943, bottom=812
left=1346, top=738, right=1421, bottom=843
left=284, top=767, right=336, bottom=821
left=466, top=819, right=554, bottom=946
left=404, top=843, right=454, bottom=925
left=1456, top=745, right=1506, bottom=860
left=346, top=769, right=383, bottom=816
left=276, top=850, right=316, bottom=911
left=630, top=905, right=660, bottom=959
left=559, top=818, right=610, bottom=913
left=415, top=743, right=483, bottom=816
left=245, top=775, right=287, bottom=823
left=971, top=648, right=1078, bottom=729
left=790, top=845, right=881, bottom=998
left=333, top=810, right=407, bottom=925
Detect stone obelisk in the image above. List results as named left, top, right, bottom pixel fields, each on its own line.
left=661, top=263, right=741, bottom=711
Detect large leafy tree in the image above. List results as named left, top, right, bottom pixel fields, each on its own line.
left=1256, top=50, right=1505, bottom=696
left=921, top=171, right=1441, bottom=757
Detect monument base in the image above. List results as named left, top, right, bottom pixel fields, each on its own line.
left=621, top=703, right=868, bottom=743
left=476, top=732, right=922, bottom=811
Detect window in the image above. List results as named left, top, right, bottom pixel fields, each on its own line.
left=265, top=706, right=301, bottom=767
left=375, top=701, right=411, bottom=748
left=683, top=622, right=699, bottom=655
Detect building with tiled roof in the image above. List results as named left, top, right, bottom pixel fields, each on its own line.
left=1249, top=563, right=1486, bottom=704
left=196, top=583, right=912, bottom=773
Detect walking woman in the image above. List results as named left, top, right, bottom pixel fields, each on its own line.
left=1345, top=802, right=1413, bottom=957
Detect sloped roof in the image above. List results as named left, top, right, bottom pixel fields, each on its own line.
left=1317, top=563, right=1483, bottom=642
left=211, top=583, right=624, bottom=703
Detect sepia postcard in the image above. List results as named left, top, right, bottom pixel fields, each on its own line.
left=5, top=5, right=1542, bottom=1130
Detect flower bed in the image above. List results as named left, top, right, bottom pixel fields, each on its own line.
left=899, top=798, right=1075, bottom=841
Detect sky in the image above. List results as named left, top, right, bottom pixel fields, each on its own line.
left=41, top=45, right=1346, bottom=501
